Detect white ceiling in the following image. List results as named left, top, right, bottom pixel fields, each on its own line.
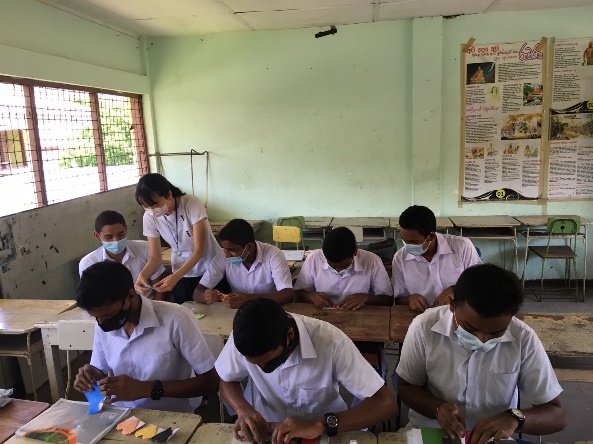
left=38, top=0, right=593, bottom=37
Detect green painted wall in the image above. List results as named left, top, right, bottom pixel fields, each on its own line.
left=146, top=5, right=593, bottom=280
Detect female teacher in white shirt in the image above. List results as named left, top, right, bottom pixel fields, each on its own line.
left=135, top=173, right=226, bottom=303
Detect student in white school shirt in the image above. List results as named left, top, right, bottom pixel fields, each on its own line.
left=73, top=261, right=219, bottom=413
left=294, top=227, right=393, bottom=310
left=79, top=211, right=168, bottom=300
left=395, top=264, right=566, bottom=444
left=215, top=298, right=397, bottom=444
left=392, top=205, right=481, bottom=313
left=134, top=173, right=229, bottom=304
left=193, top=219, right=293, bottom=309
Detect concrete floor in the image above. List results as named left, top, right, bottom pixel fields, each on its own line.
left=14, top=281, right=593, bottom=443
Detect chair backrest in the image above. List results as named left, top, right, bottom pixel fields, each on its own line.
left=273, top=226, right=302, bottom=244
left=58, top=320, right=95, bottom=351
left=276, top=216, right=306, bottom=230
left=547, top=218, right=580, bottom=235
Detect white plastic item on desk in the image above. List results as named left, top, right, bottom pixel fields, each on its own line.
left=350, top=441, right=357, bottom=444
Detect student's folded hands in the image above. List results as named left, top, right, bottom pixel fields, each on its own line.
left=432, top=287, right=454, bottom=308
left=338, top=293, right=369, bottom=310
left=235, top=409, right=272, bottom=444
left=98, top=374, right=150, bottom=403
left=468, top=412, right=517, bottom=444
left=223, top=292, right=251, bottom=309
left=204, top=289, right=222, bottom=304
left=436, top=402, right=466, bottom=442
left=409, top=294, right=430, bottom=313
left=272, top=416, right=324, bottom=444
left=308, top=292, right=333, bottom=308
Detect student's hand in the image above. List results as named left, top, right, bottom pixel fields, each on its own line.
left=468, top=412, right=518, bottom=444
left=73, top=365, right=106, bottom=393
left=98, top=374, right=150, bottom=403
left=272, top=417, right=324, bottom=444
left=436, top=402, right=466, bottom=441
left=134, top=274, right=151, bottom=295
left=235, top=408, right=272, bottom=444
left=153, top=274, right=181, bottom=293
left=204, top=289, right=222, bottom=305
left=308, top=292, right=333, bottom=308
left=409, top=294, right=430, bottom=313
left=433, top=287, right=454, bottom=307
left=223, top=292, right=251, bottom=309
left=338, top=293, right=369, bottom=310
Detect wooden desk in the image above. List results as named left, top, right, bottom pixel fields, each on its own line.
left=331, top=217, right=390, bottom=241
left=284, top=303, right=391, bottom=342
left=390, top=217, right=454, bottom=234
left=182, top=302, right=237, bottom=339
left=449, top=215, right=520, bottom=272
left=515, top=215, right=591, bottom=298
left=101, top=409, right=201, bottom=444
left=188, top=423, right=377, bottom=444
left=517, top=313, right=593, bottom=357
left=0, top=300, right=77, bottom=400
left=389, top=306, right=419, bottom=343
left=35, top=307, right=94, bottom=402
left=303, top=217, right=333, bottom=240
left=209, top=220, right=263, bottom=236
left=0, top=399, right=48, bottom=443
left=378, top=432, right=407, bottom=443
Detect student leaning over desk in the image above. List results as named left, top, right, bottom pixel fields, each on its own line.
left=134, top=173, right=229, bottom=304
left=395, top=264, right=566, bottom=444
left=215, top=298, right=397, bottom=444
left=73, top=261, right=220, bottom=412
left=193, top=218, right=294, bottom=309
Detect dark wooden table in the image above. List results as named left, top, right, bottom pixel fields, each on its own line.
left=389, top=306, right=418, bottom=343
left=0, top=399, right=49, bottom=443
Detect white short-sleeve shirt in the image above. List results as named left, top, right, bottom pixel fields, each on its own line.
left=215, top=313, right=385, bottom=423
left=142, top=194, right=221, bottom=277
left=396, top=306, right=562, bottom=430
left=89, top=297, right=215, bottom=412
left=392, top=233, right=481, bottom=305
left=200, top=241, right=292, bottom=294
left=294, top=249, right=393, bottom=305
left=79, top=241, right=166, bottom=300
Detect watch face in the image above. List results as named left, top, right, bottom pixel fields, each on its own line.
left=511, top=408, right=525, bottom=419
left=326, top=416, right=339, bottom=428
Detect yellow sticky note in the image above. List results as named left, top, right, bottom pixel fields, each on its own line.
left=195, top=313, right=205, bottom=319
left=135, top=424, right=158, bottom=439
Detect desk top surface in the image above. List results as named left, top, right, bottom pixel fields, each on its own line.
left=0, top=399, right=49, bottom=444
left=449, top=215, right=520, bottom=227
left=514, top=215, right=593, bottom=226
left=389, top=306, right=419, bottom=343
left=35, top=306, right=93, bottom=329
left=390, top=217, right=453, bottom=230
left=304, top=217, right=333, bottom=228
left=330, top=217, right=390, bottom=228
left=0, top=300, right=77, bottom=334
left=183, top=302, right=237, bottom=338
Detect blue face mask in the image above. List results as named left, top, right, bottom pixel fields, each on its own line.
left=329, top=263, right=353, bottom=276
left=103, top=238, right=127, bottom=255
left=403, top=236, right=430, bottom=256
left=453, top=311, right=504, bottom=353
left=227, top=246, right=247, bottom=265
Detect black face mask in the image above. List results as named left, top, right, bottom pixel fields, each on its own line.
left=261, top=340, right=294, bottom=374
left=98, top=298, right=132, bottom=332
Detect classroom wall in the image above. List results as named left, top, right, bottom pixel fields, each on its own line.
left=146, top=5, right=593, bottom=280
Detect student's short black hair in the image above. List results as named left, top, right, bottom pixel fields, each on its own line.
left=233, top=298, right=288, bottom=357
left=322, top=227, right=357, bottom=263
left=454, top=263, right=523, bottom=316
left=135, top=173, right=185, bottom=207
left=77, top=261, right=134, bottom=311
left=219, top=219, right=256, bottom=247
left=399, top=205, right=436, bottom=237
left=94, top=211, right=126, bottom=233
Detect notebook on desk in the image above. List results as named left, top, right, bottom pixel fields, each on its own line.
left=282, top=250, right=305, bottom=261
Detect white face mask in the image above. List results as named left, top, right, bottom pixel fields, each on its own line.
left=453, top=311, right=504, bottom=353
left=402, top=235, right=431, bottom=256
left=145, top=204, right=168, bottom=218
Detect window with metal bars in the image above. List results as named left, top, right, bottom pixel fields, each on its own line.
left=0, top=77, right=148, bottom=217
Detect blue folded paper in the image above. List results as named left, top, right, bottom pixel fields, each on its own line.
left=84, top=383, right=104, bottom=415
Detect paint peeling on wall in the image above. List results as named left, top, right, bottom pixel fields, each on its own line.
left=0, top=219, right=16, bottom=268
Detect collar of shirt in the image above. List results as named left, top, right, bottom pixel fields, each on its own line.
left=430, top=306, right=516, bottom=344
left=101, top=245, right=133, bottom=264
left=281, top=313, right=318, bottom=370
left=108, top=297, right=161, bottom=340
left=404, top=232, right=452, bottom=262
left=319, top=252, right=362, bottom=273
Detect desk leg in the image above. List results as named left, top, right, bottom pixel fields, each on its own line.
left=522, top=228, right=530, bottom=288
left=41, top=329, right=64, bottom=402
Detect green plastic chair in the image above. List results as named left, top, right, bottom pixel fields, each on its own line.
left=276, top=216, right=306, bottom=250
left=526, top=218, right=582, bottom=302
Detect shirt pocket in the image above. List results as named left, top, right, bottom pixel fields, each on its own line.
left=485, top=369, right=519, bottom=408
left=296, top=386, right=337, bottom=414
left=439, top=260, right=465, bottom=289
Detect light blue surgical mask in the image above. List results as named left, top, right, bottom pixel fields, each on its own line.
left=102, top=238, right=127, bottom=255
left=227, top=246, right=247, bottom=265
left=453, top=311, right=504, bottom=353
left=329, top=263, right=353, bottom=276
left=403, top=236, right=430, bottom=256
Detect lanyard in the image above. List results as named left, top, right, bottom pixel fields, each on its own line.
left=164, top=199, right=180, bottom=254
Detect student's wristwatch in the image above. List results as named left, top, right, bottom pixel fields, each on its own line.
left=151, top=380, right=164, bottom=400
left=323, top=413, right=339, bottom=437
left=507, top=408, right=525, bottom=430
